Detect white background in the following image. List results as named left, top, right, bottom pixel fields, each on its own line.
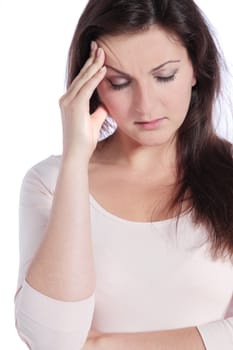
left=1, top=1, right=233, bottom=348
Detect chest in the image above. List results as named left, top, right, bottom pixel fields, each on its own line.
left=88, top=163, right=178, bottom=222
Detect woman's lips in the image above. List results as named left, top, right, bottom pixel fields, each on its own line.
left=135, top=117, right=167, bottom=130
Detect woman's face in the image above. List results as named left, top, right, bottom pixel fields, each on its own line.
left=96, top=25, right=196, bottom=147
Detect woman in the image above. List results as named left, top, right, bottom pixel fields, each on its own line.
left=15, top=0, right=233, bottom=349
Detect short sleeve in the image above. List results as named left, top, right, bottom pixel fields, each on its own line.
left=197, top=294, right=233, bottom=349
left=14, top=156, right=95, bottom=350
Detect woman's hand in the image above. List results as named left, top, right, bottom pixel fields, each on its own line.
left=59, top=41, right=108, bottom=161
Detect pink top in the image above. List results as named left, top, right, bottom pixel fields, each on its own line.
left=15, top=155, right=233, bottom=349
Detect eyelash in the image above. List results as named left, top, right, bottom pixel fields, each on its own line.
left=110, top=82, right=130, bottom=90
left=109, top=73, right=176, bottom=91
left=156, top=74, right=176, bottom=83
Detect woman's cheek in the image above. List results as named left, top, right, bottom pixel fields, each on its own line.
left=97, top=86, right=128, bottom=119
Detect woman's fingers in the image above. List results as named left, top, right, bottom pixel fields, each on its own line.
left=78, top=41, right=97, bottom=78
left=66, top=44, right=105, bottom=101
left=78, top=65, right=106, bottom=103
left=59, top=44, right=105, bottom=112
left=69, top=42, right=96, bottom=90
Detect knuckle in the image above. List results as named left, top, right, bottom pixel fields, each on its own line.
left=84, top=62, right=100, bottom=78
left=59, top=95, right=70, bottom=109
left=82, top=70, right=90, bottom=81
left=59, top=95, right=66, bottom=107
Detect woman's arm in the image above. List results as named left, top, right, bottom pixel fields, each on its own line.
left=26, top=43, right=107, bottom=302
left=83, top=313, right=233, bottom=350
left=25, top=156, right=95, bottom=301
left=15, top=158, right=96, bottom=350
left=15, top=42, right=108, bottom=350
left=83, top=327, right=205, bottom=350
left=97, top=327, right=205, bottom=350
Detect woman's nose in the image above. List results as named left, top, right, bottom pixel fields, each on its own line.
left=133, top=84, right=153, bottom=116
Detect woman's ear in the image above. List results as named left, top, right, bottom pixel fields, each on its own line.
left=192, top=74, right=197, bottom=87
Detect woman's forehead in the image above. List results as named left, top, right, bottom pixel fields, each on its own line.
left=97, top=26, right=187, bottom=73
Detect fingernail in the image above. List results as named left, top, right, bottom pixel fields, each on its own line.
left=96, top=48, right=102, bottom=57
left=91, top=41, right=96, bottom=51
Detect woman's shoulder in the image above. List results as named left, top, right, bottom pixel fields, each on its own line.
left=21, top=155, right=62, bottom=194
left=30, top=154, right=61, bottom=172
left=27, top=154, right=61, bottom=176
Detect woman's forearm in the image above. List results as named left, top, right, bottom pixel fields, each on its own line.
left=26, top=156, right=96, bottom=301
left=97, top=326, right=206, bottom=350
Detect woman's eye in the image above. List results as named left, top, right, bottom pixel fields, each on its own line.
left=155, top=72, right=177, bottom=83
left=107, top=78, right=130, bottom=90
left=110, top=82, right=130, bottom=90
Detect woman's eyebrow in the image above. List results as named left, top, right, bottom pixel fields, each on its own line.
left=105, top=65, right=131, bottom=77
left=151, top=60, right=181, bottom=73
left=105, top=60, right=181, bottom=77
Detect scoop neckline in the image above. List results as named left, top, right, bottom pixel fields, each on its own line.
left=50, top=155, right=191, bottom=226
left=89, top=193, right=191, bottom=226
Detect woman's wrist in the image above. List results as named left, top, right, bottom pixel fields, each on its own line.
left=61, top=150, right=90, bottom=170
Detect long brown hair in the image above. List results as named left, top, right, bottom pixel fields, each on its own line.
left=66, top=0, right=233, bottom=261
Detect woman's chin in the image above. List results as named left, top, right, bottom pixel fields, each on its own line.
left=130, top=133, right=175, bottom=148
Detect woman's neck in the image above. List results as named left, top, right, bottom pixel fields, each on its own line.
left=96, top=130, right=177, bottom=174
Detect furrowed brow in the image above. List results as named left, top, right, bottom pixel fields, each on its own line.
left=105, top=65, right=131, bottom=78
left=105, top=60, right=181, bottom=77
